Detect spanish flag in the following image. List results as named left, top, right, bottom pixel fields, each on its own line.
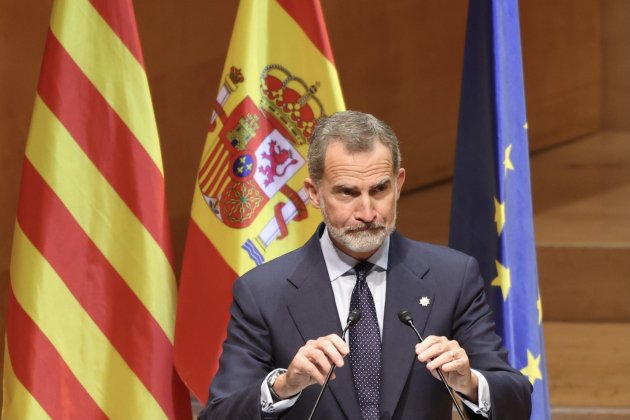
left=2, top=0, right=191, bottom=418
left=174, top=0, right=345, bottom=402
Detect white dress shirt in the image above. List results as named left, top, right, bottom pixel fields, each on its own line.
left=261, top=228, right=491, bottom=417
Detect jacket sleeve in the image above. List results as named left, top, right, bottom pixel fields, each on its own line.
left=452, top=257, right=532, bottom=420
left=198, top=276, right=275, bottom=420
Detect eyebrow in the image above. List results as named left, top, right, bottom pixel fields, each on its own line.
left=371, top=179, right=391, bottom=190
left=331, top=184, right=358, bottom=193
left=368, top=179, right=392, bottom=194
left=330, top=178, right=392, bottom=193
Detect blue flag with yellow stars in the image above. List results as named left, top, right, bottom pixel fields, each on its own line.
left=448, top=1, right=551, bottom=419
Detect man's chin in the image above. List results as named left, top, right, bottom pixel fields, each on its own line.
left=338, top=231, right=388, bottom=254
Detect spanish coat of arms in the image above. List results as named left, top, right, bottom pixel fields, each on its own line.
left=197, top=64, right=327, bottom=261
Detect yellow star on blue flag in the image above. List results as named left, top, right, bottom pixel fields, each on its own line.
left=503, top=144, right=515, bottom=175
left=494, top=197, right=506, bottom=235
left=520, top=350, right=543, bottom=385
left=491, top=260, right=511, bottom=301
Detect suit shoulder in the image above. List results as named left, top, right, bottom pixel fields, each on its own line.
left=395, top=233, right=474, bottom=266
left=235, top=245, right=307, bottom=288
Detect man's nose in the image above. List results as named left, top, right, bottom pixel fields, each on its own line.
left=355, top=195, right=377, bottom=223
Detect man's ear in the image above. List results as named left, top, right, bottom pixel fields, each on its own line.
left=304, top=178, right=321, bottom=209
left=395, top=168, right=406, bottom=200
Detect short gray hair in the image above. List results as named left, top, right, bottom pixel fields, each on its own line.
left=307, top=110, right=401, bottom=182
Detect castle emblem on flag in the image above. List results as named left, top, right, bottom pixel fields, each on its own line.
left=197, top=64, right=326, bottom=249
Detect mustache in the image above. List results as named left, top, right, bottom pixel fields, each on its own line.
left=344, top=222, right=388, bottom=233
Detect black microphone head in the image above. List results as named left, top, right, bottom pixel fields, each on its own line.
left=347, top=309, right=362, bottom=326
left=398, top=310, right=413, bottom=325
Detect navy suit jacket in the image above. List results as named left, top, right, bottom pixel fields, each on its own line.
left=199, top=225, right=531, bottom=419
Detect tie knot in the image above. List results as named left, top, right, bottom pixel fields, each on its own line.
left=354, top=261, right=374, bottom=282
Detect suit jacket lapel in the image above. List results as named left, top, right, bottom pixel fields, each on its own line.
left=285, top=226, right=362, bottom=419
left=380, top=232, right=435, bottom=418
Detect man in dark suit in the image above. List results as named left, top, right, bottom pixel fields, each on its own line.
left=199, top=111, right=532, bottom=419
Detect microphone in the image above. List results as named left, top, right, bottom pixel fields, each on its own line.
left=398, top=310, right=467, bottom=420
left=307, top=309, right=361, bottom=420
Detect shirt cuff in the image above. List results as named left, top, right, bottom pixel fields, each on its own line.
left=260, top=369, right=301, bottom=413
left=459, top=369, right=491, bottom=418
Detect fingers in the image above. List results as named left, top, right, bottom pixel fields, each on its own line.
left=432, top=347, right=468, bottom=373
left=415, top=335, right=452, bottom=363
left=414, top=335, right=476, bottom=396
left=317, top=333, right=350, bottom=366
left=415, top=336, right=470, bottom=373
left=286, top=334, right=350, bottom=389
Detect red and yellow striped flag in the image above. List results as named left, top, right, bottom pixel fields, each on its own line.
left=174, top=0, right=345, bottom=402
left=2, top=0, right=191, bottom=418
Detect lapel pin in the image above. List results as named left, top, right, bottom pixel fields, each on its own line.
left=419, top=296, right=430, bottom=307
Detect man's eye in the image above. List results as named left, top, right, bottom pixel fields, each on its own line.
left=337, top=189, right=357, bottom=197
left=371, top=185, right=388, bottom=194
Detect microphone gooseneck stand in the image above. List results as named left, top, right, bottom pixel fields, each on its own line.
left=398, top=310, right=467, bottom=420
left=306, top=309, right=361, bottom=420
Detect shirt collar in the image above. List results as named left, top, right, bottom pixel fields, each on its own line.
left=320, top=226, right=390, bottom=281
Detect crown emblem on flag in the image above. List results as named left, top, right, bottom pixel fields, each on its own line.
left=227, top=66, right=245, bottom=91
left=260, top=64, right=325, bottom=145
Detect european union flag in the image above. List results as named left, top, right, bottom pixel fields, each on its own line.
left=448, top=1, right=551, bottom=419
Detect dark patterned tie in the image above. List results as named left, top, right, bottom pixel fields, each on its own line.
left=349, top=261, right=381, bottom=420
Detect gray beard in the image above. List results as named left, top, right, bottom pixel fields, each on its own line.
left=320, top=201, right=396, bottom=254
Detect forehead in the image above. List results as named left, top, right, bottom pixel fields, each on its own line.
left=323, top=141, right=394, bottom=183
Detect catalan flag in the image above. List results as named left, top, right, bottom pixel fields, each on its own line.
left=174, top=0, right=345, bottom=402
left=2, top=0, right=191, bottom=418
left=448, top=0, right=551, bottom=418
